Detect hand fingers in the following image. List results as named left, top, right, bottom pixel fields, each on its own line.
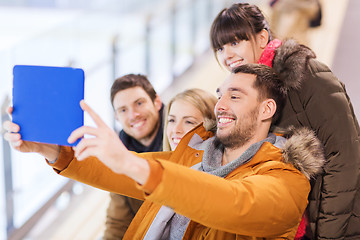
left=68, top=126, right=98, bottom=144
left=80, top=100, right=106, bottom=128
left=3, top=132, right=22, bottom=148
left=2, top=121, right=20, bottom=133
left=7, top=106, right=13, bottom=116
left=76, top=146, right=97, bottom=161
left=4, top=132, right=21, bottom=142
left=73, top=137, right=98, bottom=158
left=4, top=132, right=23, bottom=147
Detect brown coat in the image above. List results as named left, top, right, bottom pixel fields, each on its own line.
left=273, top=39, right=360, bottom=239
left=103, top=193, right=143, bottom=239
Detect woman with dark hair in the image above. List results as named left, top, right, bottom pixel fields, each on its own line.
left=210, top=3, right=360, bottom=239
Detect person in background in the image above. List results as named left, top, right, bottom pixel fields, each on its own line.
left=104, top=74, right=164, bottom=239
left=269, top=0, right=321, bottom=45
left=3, top=63, right=325, bottom=239
left=163, top=88, right=217, bottom=151
left=209, top=3, right=360, bottom=239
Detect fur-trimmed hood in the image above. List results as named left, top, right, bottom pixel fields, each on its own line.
left=273, top=39, right=316, bottom=90
left=279, top=126, right=325, bottom=180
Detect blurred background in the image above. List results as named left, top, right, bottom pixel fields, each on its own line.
left=0, top=0, right=358, bottom=239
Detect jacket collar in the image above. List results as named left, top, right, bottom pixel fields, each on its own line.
left=273, top=39, right=316, bottom=90
left=180, top=124, right=325, bottom=180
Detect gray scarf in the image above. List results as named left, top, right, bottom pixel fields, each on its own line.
left=144, top=134, right=277, bottom=240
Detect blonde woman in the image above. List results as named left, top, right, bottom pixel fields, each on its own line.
left=163, top=88, right=217, bottom=151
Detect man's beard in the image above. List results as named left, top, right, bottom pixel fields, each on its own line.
left=214, top=107, right=258, bottom=150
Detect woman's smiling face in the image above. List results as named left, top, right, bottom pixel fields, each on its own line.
left=166, top=99, right=205, bottom=150
left=215, top=30, right=269, bottom=71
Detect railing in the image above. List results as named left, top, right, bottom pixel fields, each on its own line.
left=0, top=0, right=227, bottom=239
left=1, top=96, right=77, bottom=240
left=1, top=96, right=14, bottom=238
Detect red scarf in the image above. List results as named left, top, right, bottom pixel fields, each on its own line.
left=257, top=39, right=282, bottom=67
left=294, top=213, right=308, bottom=240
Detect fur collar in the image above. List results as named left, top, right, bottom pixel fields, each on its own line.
left=280, top=126, right=325, bottom=179
left=189, top=124, right=325, bottom=180
left=273, top=39, right=316, bottom=90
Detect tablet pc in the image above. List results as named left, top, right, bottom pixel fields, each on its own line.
left=12, top=65, right=84, bottom=146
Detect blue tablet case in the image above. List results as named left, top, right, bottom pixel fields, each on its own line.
left=12, top=65, right=84, bottom=146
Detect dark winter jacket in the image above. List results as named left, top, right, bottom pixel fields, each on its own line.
left=273, top=39, right=360, bottom=239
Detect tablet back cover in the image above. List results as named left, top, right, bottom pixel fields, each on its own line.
left=12, top=65, right=84, bottom=146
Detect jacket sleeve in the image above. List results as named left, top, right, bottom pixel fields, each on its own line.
left=295, top=61, right=360, bottom=238
left=48, top=146, right=173, bottom=200
left=143, top=150, right=310, bottom=237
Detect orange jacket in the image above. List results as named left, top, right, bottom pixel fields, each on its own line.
left=50, top=125, right=314, bottom=239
